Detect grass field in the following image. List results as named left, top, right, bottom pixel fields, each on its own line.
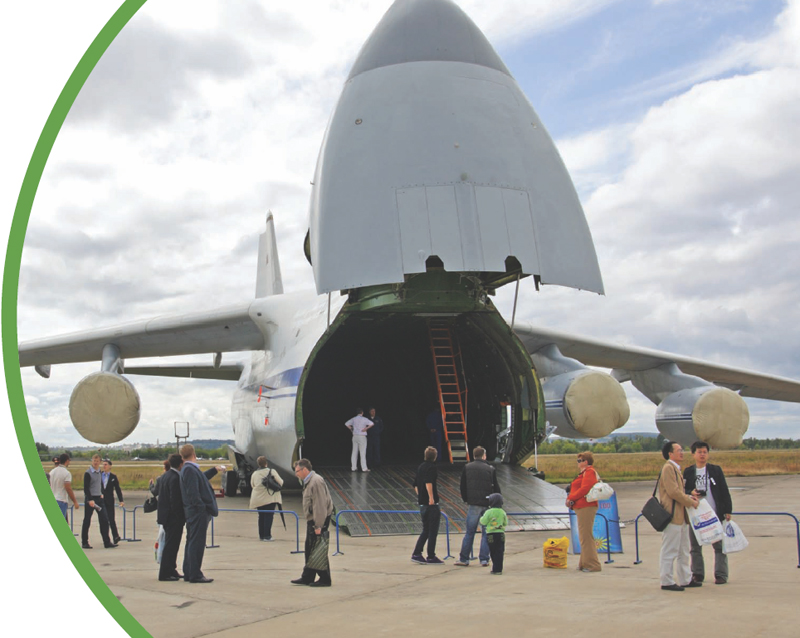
left=523, top=449, right=800, bottom=484
left=40, top=461, right=228, bottom=492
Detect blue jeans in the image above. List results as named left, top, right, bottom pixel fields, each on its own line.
left=459, top=505, right=489, bottom=563
left=57, top=500, right=68, bottom=521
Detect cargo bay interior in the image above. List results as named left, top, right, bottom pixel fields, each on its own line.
left=297, top=310, right=538, bottom=466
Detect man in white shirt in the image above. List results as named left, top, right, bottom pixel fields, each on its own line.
left=345, top=408, right=373, bottom=472
left=49, top=453, right=80, bottom=521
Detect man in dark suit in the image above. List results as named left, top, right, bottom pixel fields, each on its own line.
left=156, top=454, right=185, bottom=582
left=81, top=454, right=116, bottom=549
left=101, top=459, right=125, bottom=544
left=179, top=444, right=220, bottom=583
left=683, top=441, right=733, bottom=585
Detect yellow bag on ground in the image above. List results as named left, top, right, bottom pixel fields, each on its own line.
left=543, top=536, right=569, bottom=569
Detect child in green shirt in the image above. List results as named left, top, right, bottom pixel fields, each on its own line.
left=479, top=493, right=507, bottom=574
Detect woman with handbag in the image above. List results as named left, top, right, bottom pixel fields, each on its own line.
left=566, top=452, right=601, bottom=572
left=250, top=456, right=284, bottom=541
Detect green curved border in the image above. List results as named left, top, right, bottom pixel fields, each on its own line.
left=2, top=1, right=149, bottom=635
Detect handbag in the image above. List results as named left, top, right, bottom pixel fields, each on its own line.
left=641, top=470, right=674, bottom=532
left=261, top=469, right=282, bottom=494
left=143, top=495, right=158, bottom=513
left=585, top=471, right=614, bottom=502
left=721, top=520, right=748, bottom=554
left=155, top=525, right=165, bottom=563
left=306, top=529, right=330, bottom=572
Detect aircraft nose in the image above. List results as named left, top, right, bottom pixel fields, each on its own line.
left=347, top=0, right=510, bottom=81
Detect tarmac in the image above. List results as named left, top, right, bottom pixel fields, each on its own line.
left=78, top=474, right=799, bottom=638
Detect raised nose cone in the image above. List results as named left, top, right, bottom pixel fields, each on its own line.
left=308, top=0, right=604, bottom=297
left=347, top=0, right=510, bottom=80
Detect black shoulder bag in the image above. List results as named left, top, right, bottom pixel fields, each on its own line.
left=641, top=469, right=675, bottom=532
left=261, top=469, right=282, bottom=494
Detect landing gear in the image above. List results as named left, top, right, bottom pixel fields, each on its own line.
left=225, top=470, right=238, bottom=497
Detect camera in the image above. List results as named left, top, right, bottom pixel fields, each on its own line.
left=696, top=490, right=706, bottom=497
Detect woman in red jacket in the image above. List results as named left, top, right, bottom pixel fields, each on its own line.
left=566, top=451, right=601, bottom=572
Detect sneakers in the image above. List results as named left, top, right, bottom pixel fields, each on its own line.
left=480, top=562, right=489, bottom=567
left=411, top=554, right=427, bottom=565
left=426, top=556, right=445, bottom=564
left=454, top=560, right=469, bottom=566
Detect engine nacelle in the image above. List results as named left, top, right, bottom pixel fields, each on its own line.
left=542, top=369, right=630, bottom=439
left=656, top=386, right=749, bottom=450
left=69, top=372, right=141, bottom=444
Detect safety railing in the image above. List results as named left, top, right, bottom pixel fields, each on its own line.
left=633, top=511, right=800, bottom=567
left=332, top=509, right=454, bottom=558
left=66, top=503, right=141, bottom=542
left=209, top=508, right=303, bottom=553
left=506, top=511, right=617, bottom=564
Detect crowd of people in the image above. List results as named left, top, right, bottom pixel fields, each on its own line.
left=47, top=437, right=735, bottom=591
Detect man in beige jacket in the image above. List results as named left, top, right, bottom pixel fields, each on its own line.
left=658, top=441, right=699, bottom=591
left=291, top=459, right=334, bottom=587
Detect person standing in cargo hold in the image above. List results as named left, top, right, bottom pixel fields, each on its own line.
left=345, top=408, right=373, bottom=472
left=366, top=407, right=384, bottom=468
left=565, top=451, right=601, bottom=572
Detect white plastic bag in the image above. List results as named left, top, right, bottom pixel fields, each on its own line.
left=722, top=519, right=748, bottom=554
left=688, top=498, right=724, bottom=545
left=155, top=525, right=165, bottom=563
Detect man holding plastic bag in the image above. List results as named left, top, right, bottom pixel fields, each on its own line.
left=683, top=441, right=733, bottom=585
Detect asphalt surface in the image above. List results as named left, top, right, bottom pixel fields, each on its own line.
left=77, top=474, right=800, bottom=637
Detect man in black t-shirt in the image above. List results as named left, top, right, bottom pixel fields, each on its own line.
left=411, top=446, right=444, bottom=565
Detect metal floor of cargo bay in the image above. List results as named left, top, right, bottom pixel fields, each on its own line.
left=319, top=463, right=569, bottom=536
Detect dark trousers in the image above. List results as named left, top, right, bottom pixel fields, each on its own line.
left=159, top=523, right=184, bottom=580
left=367, top=434, right=381, bottom=467
left=257, top=504, right=277, bottom=539
left=300, top=517, right=332, bottom=584
left=106, top=500, right=120, bottom=541
left=81, top=497, right=111, bottom=546
left=689, top=528, right=728, bottom=582
left=183, top=513, right=210, bottom=581
left=413, top=504, right=441, bottom=558
left=487, top=532, right=505, bottom=573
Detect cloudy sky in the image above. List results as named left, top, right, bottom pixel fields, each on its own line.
left=11, top=0, right=800, bottom=449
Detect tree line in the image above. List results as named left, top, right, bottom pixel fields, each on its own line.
left=536, top=435, right=800, bottom=455
left=35, top=442, right=230, bottom=462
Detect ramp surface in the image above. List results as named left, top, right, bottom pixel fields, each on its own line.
left=320, top=464, right=569, bottom=536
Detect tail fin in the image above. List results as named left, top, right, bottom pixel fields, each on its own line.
left=255, top=212, right=284, bottom=298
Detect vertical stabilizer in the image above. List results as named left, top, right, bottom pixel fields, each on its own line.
left=255, top=212, right=284, bottom=298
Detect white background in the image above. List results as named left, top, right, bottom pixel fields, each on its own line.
left=1, top=2, right=126, bottom=634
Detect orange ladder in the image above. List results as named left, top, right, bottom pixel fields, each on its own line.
left=427, top=319, right=469, bottom=462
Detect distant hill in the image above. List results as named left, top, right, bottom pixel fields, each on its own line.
left=187, top=439, right=234, bottom=449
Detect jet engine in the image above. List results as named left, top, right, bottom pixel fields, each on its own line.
left=542, top=369, right=630, bottom=439
left=532, top=344, right=629, bottom=439
left=618, top=363, right=750, bottom=449
left=655, top=386, right=749, bottom=450
left=69, top=371, right=141, bottom=444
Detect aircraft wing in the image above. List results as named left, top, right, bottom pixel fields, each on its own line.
left=124, top=363, right=245, bottom=381
left=512, top=322, right=800, bottom=403
left=18, top=302, right=264, bottom=368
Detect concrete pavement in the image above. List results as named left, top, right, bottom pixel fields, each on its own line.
left=80, top=474, right=800, bottom=637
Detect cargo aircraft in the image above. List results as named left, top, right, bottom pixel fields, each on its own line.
left=18, top=0, right=800, bottom=493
